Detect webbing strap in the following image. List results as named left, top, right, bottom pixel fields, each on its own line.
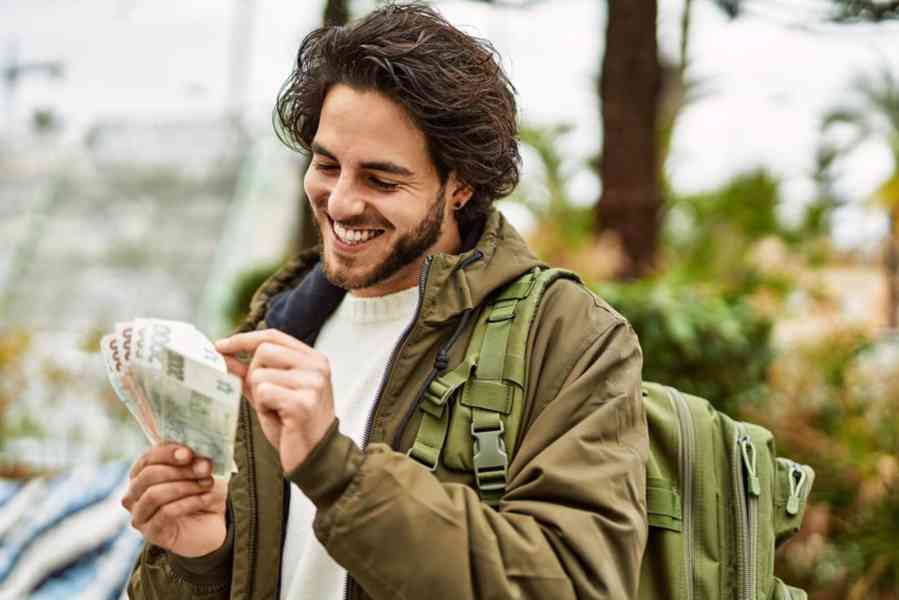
left=476, top=269, right=537, bottom=380
left=406, top=407, right=448, bottom=471
left=407, top=266, right=585, bottom=507
left=467, top=270, right=538, bottom=504
left=407, top=357, right=475, bottom=470
left=646, top=477, right=682, bottom=532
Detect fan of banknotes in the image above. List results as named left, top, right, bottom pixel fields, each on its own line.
left=100, top=318, right=241, bottom=478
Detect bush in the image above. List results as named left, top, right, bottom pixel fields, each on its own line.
left=755, top=330, right=899, bottom=599
left=225, top=262, right=283, bottom=328
left=595, top=278, right=774, bottom=417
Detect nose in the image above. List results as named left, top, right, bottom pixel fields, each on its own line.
left=327, top=173, right=365, bottom=223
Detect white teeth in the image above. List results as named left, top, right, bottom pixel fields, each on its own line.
left=333, top=221, right=383, bottom=245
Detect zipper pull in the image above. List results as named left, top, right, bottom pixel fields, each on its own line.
left=786, top=461, right=807, bottom=515
left=740, top=435, right=761, bottom=497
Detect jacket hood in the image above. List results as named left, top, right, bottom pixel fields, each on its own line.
left=241, top=208, right=545, bottom=341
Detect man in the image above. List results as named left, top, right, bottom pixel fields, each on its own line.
left=122, top=3, right=648, bottom=599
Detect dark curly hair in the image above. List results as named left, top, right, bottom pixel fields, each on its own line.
left=273, top=2, right=520, bottom=232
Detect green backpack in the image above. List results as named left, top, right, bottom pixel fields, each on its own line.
left=408, top=267, right=814, bottom=600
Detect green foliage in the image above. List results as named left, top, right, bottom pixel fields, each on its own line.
left=594, top=278, right=774, bottom=416
left=800, top=142, right=845, bottom=242
left=31, top=108, right=59, bottom=134
left=225, top=262, right=283, bottom=328
left=764, top=330, right=899, bottom=598
left=510, top=123, right=593, bottom=240
left=0, top=329, right=32, bottom=450
left=666, top=168, right=785, bottom=274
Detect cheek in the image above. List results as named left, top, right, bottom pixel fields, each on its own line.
left=304, top=170, right=328, bottom=210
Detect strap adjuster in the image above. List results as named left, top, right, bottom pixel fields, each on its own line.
left=407, top=445, right=440, bottom=471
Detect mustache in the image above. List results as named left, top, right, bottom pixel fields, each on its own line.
left=326, top=214, right=389, bottom=230
left=309, top=198, right=390, bottom=229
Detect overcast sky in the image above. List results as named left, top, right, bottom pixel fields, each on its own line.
left=3, top=0, right=899, bottom=249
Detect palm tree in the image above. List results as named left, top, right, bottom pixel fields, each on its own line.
left=822, top=64, right=899, bottom=328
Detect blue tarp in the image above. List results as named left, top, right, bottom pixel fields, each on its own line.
left=0, top=462, right=143, bottom=600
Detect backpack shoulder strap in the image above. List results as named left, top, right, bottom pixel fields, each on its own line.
left=408, top=266, right=583, bottom=504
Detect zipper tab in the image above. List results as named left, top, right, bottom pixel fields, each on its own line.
left=786, top=461, right=807, bottom=515
left=740, top=435, right=761, bottom=497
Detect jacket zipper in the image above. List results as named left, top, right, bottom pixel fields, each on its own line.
left=242, top=398, right=259, bottom=600
left=342, top=253, right=434, bottom=600
left=392, top=250, right=483, bottom=448
left=342, top=250, right=483, bottom=600
left=735, top=423, right=760, bottom=600
left=669, top=387, right=695, bottom=600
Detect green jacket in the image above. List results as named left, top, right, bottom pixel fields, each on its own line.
left=127, top=209, right=649, bottom=600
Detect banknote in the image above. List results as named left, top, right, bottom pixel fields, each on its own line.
left=114, top=322, right=161, bottom=443
left=100, top=333, right=156, bottom=443
left=101, top=318, right=241, bottom=478
left=160, top=348, right=240, bottom=476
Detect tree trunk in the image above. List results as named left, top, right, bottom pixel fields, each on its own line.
left=293, top=0, right=352, bottom=254
left=887, top=207, right=899, bottom=329
left=595, top=0, right=662, bottom=280
left=323, top=0, right=351, bottom=26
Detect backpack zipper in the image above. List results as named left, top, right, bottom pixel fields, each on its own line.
left=669, top=387, right=695, bottom=600
left=735, top=423, right=760, bottom=600
left=784, top=458, right=808, bottom=516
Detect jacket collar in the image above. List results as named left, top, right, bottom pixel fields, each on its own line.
left=242, top=208, right=545, bottom=341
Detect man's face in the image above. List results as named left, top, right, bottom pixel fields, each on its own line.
left=305, top=84, right=469, bottom=297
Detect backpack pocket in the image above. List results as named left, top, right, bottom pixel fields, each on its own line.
left=773, top=458, right=815, bottom=548
left=771, top=577, right=808, bottom=600
left=443, top=400, right=475, bottom=471
left=440, top=380, right=526, bottom=474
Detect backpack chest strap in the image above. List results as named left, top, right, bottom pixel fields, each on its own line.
left=408, top=267, right=582, bottom=506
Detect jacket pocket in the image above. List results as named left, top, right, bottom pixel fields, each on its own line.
left=774, top=458, right=814, bottom=548
left=771, top=576, right=808, bottom=600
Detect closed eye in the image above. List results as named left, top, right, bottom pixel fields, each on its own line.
left=369, top=176, right=399, bottom=192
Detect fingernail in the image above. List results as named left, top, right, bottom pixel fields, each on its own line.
left=174, top=448, right=189, bottom=462
left=194, top=461, right=210, bottom=475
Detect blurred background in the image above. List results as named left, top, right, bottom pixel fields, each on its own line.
left=2, top=0, right=899, bottom=598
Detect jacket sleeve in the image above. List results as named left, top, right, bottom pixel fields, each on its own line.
left=126, top=514, right=234, bottom=599
left=287, top=289, right=649, bottom=600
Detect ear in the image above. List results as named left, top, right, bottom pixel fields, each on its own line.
left=447, top=171, right=473, bottom=210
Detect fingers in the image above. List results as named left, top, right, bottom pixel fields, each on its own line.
left=224, top=356, right=248, bottom=379
left=254, top=383, right=316, bottom=422
left=249, top=342, right=302, bottom=371
left=129, top=443, right=194, bottom=480
left=140, top=492, right=218, bottom=541
left=248, top=368, right=326, bottom=394
left=130, top=479, right=215, bottom=527
left=215, top=329, right=311, bottom=356
left=123, top=460, right=212, bottom=510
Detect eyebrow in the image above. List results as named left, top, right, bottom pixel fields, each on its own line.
left=311, top=142, right=415, bottom=177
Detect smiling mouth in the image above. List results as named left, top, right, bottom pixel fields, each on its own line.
left=329, top=217, right=386, bottom=248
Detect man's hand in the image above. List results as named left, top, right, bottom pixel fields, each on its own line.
left=122, top=444, right=228, bottom=558
left=215, top=329, right=336, bottom=474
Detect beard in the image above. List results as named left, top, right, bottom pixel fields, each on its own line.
left=315, top=183, right=447, bottom=292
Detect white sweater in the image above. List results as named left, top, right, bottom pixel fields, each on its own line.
left=279, top=285, right=420, bottom=600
